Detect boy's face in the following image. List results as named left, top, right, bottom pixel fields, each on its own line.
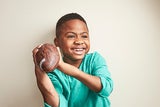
left=55, top=19, right=90, bottom=62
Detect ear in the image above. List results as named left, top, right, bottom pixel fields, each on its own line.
left=54, top=38, right=59, bottom=46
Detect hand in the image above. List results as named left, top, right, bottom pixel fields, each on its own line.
left=32, top=44, right=43, bottom=65
left=32, top=44, right=45, bottom=74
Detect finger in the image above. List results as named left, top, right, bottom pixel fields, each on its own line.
left=56, top=47, right=62, bottom=56
left=37, top=44, right=43, bottom=48
left=32, top=44, right=43, bottom=64
left=32, top=48, right=38, bottom=56
left=56, top=47, right=63, bottom=66
left=32, top=44, right=43, bottom=57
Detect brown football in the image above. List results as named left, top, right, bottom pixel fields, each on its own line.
left=35, top=43, right=60, bottom=72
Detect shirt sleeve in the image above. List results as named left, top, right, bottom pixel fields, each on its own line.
left=44, top=71, right=68, bottom=107
left=44, top=102, right=51, bottom=107
left=44, top=94, right=68, bottom=107
left=92, top=52, right=113, bottom=97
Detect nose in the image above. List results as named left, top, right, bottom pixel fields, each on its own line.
left=74, top=40, right=84, bottom=45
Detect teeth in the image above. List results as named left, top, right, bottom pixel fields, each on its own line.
left=72, top=48, right=85, bottom=55
left=74, top=48, right=83, bottom=51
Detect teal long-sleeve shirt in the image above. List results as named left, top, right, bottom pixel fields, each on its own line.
left=44, top=52, right=113, bottom=107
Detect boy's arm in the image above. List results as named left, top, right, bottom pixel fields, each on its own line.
left=35, top=68, right=59, bottom=107
left=32, top=46, right=59, bottom=107
left=57, top=62, right=102, bottom=92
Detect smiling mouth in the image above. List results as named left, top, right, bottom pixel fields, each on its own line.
left=71, top=48, right=85, bottom=55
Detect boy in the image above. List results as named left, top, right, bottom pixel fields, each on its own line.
left=32, top=13, right=113, bottom=107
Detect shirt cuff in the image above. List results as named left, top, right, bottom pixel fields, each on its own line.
left=44, top=102, right=51, bottom=107
left=44, top=94, right=68, bottom=107
left=98, top=76, right=113, bottom=97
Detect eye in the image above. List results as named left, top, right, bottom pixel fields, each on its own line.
left=81, top=35, right=88, bottom=38
left=67, top=35, right=76, bottom=38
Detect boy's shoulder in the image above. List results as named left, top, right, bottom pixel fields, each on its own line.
left=85, top=51, right=101, bottom=58
left=83, top=51, right=104, bottom=63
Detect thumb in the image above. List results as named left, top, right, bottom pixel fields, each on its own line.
left=56, top=47, right=63, bottom=66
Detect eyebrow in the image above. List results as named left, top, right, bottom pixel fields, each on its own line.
left=65, top=32, right=89, bottom=35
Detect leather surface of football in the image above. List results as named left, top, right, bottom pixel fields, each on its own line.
left=35, top=43, right=60, bottom=72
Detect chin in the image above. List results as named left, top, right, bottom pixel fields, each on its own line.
left=72, top=54, right=85, bottom=61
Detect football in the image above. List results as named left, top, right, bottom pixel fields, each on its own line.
left=35, top=43, right=60, bottom=72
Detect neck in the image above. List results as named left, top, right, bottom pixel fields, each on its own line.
left=63, top=57, right=82, bottom=68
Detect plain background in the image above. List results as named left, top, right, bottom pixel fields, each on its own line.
left=0, top=0, right=160, bottom=107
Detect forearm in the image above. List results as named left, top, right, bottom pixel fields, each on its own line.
left=57, top=62, right=102, bottom=92
left=75, top=70, right=102, bottom=92
left=35, top=70, right=59, bottom=107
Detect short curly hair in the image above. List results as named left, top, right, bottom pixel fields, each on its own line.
left=56, top=13, right=88, bottom=37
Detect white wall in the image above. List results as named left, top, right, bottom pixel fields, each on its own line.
left=0, top=0, right=160, bottom=107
